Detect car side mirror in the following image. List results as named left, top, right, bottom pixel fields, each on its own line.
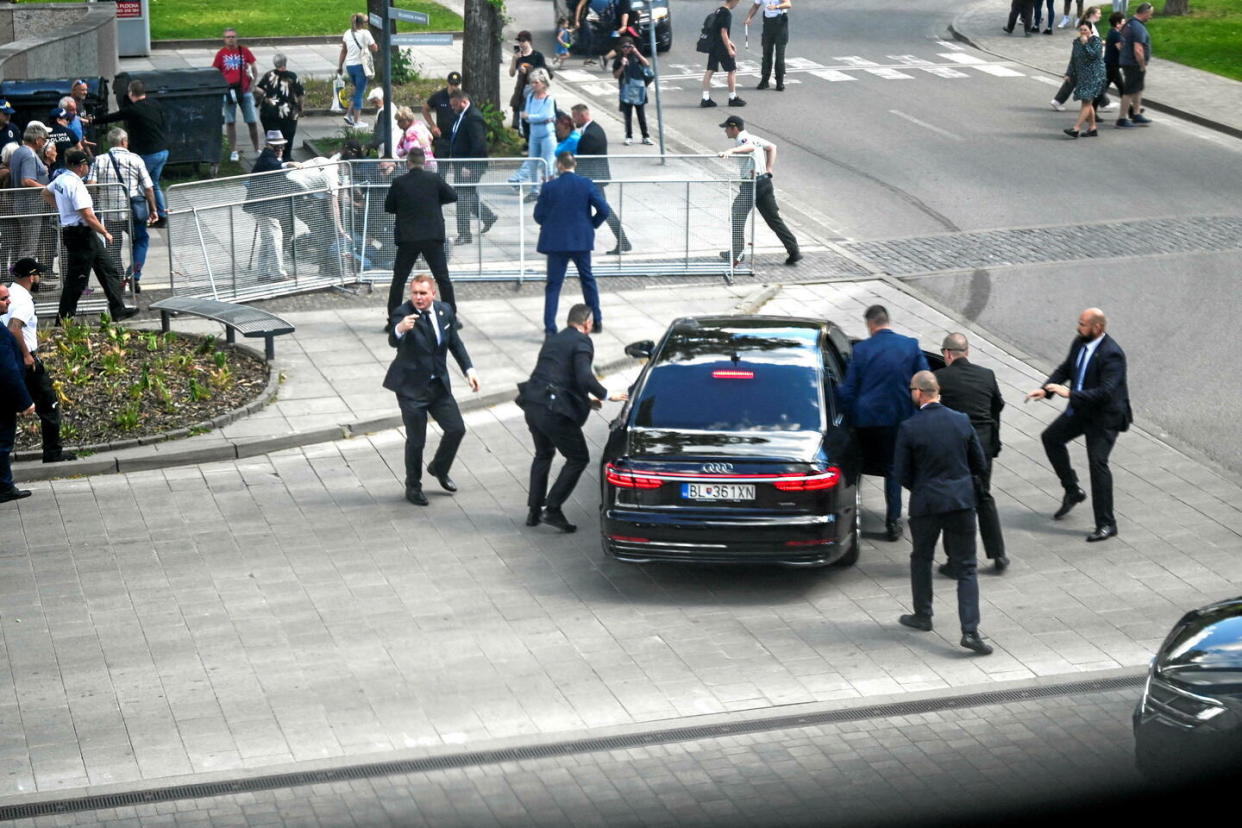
left=624, top=340, right=654, bottom=360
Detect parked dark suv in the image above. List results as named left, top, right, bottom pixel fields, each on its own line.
left=1133, top=595, right=1242, bottom=780
left=554, top=0, right=672, bottom=56
left=600, top=316, right=861, bottom=567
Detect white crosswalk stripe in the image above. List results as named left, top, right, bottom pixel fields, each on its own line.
left=865, top=68, right=915, bottom=80
left=888, top=55, right=970, bottom=78
left=807, top=69, right=856, bottom=82
left=972, top=64, right=1026, bottom=77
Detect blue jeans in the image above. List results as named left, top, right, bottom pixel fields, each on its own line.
left=140, top=149, right=169, bottom=218
left=544, top=251, right=600, bottom=336
left=1033, top=0, right=1055, bottom=26
left=511, top=129, right=555, bottom=194
left=131, top=204, right=151, bottom=272
left=0, top=412, right=15, bottom=489
left=346, top=64, right=367, bottom=110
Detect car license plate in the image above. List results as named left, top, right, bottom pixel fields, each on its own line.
left=682, top=483, right=755, bottom=501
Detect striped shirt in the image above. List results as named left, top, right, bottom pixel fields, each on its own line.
left=87, top=146, right=153, bottom=200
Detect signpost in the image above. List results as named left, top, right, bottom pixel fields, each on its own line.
left=647, top=0, right=668, bottom=159
left=378, top=6, right=453, bottom=157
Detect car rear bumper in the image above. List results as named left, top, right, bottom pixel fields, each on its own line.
left=602, top=508, right=845, bottom=566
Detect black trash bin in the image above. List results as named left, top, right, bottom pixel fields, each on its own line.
left=112, top=69, right=226, bottom=168
left=0, top=77, right=109, bottom=131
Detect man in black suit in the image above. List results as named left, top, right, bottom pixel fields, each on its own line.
left=0, top=283, right=36, bottom=504
left=935, top=332, right=1008, bottom=573
left=571, top=104, right=630, bottom=255
left=1026, top=307, right=1131, bottom=542
left=382, top=273, right=480, bottom=506
left=384, top=149, right=458, bottom=326
left=446, top=90, right=497, bottom=245
left=516, top=303, right=628, bottom=533
left=894, top=371, right=993, bottom=655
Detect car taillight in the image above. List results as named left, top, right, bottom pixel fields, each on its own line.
left=606, top=463, right=663, bottom=489
left=609, top=534, right=650, bottom=543
left=785, top=539, right=832, bottom=547
left=772, top=467, right=841, bottom=491
left=711, top=369, right=754, bottom=379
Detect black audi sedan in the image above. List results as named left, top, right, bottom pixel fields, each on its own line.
left=1133, top=595, right=1242, bottom=780
left=600, top=316, right=861, bottom=567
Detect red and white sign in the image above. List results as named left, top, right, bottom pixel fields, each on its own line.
left=115, top=1, right=143, bottom=20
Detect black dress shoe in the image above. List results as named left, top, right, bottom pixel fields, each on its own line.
left=42, top=451, right=78, bottom=464
left=961, top=632, right=993, bottom=655
left=785, top=251, right=803, bottom=265
left=774, top=83, right=785, bottom=91
left=426, top=464, right=457, bottom=493
left=405, top=487, right=429, bottom=506
left=525, top=508, right=542, bottom=527
left=481, top=214, right=497, bottom=235
left=885, top=519, right=902, bottom=541
left=993, top=555, right=1010, bottom=573
left=1086, top=525, right=1117, bottom=543
left=1054, top=488, right=1086, bottom=519
left=541, top=507, right=577, bottom=533
left=606, top=241, right=633, bottom=255
left=899, top=613, right=933, bottom=632
left=113, top=307, right=139, bottom=321
left=455, top=234, right=473, bottom=245
left=0, top=487, right=32, bottom=503
left=591, top=320, right=602, bottom=334
left=756, top=80, right=770, bottom=90
left=938, top=563, right=958, bottom=578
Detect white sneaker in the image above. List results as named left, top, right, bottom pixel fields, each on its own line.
left=355, top=121, right=369, bottom=129
left=1057, top=15, right=1071, bottom=27
left=1050, top=99, right=1065, bottom=111
left=343, top=114, right=355, bottom=126
left=641, top=137, right=655, bottom=145
left=229, top=150, right=240, bottom=162
left=623, top=137, right=633, bottom=146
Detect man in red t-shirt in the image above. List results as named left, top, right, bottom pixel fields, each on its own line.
left=211, top=28, right=260, bottom=161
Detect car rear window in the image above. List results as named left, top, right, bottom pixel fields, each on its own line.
left=631, top=327, right=822, bottom=432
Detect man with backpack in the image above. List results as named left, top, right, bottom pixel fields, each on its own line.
left=698, top=0, right=746, bottom=109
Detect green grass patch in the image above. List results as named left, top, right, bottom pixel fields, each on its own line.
left=1100, top=1, right=1242, bottom=82
left=148, top=0, right=462, bottom=40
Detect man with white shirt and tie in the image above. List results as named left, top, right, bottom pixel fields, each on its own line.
left=1026, top=308, right=1132, bottom=542
left=383, top=274, right=480, bottom=506
left=744, top=0, right=792, bottom=91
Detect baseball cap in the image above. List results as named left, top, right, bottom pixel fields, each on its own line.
left=719, top=115, right=745, bottom=129
left=49, top=107, right=69, bottom=120
left=446, top=71, right=462, bottom=86
left=263, top=129, right=288, bottom=145
left=11, top=258, right=46, bottom=279
left=0, top=99, right=14, bottom=114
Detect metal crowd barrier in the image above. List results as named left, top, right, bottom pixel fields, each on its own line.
left=0, top=182, right=135, bottom=316
left=162, top=154, right=759, bottom=301
left=165, top=161, right=355, bottom=301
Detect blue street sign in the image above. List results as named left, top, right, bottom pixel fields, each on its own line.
left=391, top=33, right=454, bottom=46
left=389, top=7, right=431, bottom=24
left=368, top=12, right=383, bottom=26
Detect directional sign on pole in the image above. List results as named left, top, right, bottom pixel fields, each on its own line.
left=368, top=12, right=382, bottom=27
left=389, top=7, right=430, bottom=25
left=391, top=33, right=453, bottom=46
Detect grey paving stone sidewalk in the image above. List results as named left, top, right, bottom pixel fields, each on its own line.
left=2, top=279, right=1239, bottom=805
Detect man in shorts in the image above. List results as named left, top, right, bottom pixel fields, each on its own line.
left=1116, top=3, right=1155, bottom=129
left=212, top=28, right=261, bottom=160
left=701, top=0, right=746, bottom=108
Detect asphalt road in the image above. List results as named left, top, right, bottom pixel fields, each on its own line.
left=513, top=0, right=1242, bottom=477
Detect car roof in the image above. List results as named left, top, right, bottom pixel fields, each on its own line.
left=669, top=315, right=835, bottom=334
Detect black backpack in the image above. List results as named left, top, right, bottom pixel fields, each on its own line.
left=696, top=10, right=719, bottom=54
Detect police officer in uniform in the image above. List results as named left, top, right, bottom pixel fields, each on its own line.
left=744, top=0, right=792, bottom=91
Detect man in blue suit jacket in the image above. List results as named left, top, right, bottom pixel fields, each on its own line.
left=893, top=371, right=992, bottom=655
left=839, top=304, right=930, bottom=540
left=0, top=284, right=36, bottom=503
left=533, top=152, right=611, bottom=338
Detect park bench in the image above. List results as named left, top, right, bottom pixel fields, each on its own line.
left=148, top=297, right=295, bottom=361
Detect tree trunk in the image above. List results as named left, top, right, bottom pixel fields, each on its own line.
left=1163, top=0, right=1190, bottom=15
left=462, top=0, right=504, bottom=109
left=367, top=0, right=388, bottom=84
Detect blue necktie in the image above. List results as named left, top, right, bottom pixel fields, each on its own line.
left=1067, top=346, right=1089, bottom=416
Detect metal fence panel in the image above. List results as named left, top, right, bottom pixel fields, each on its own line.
left=165, top=160, right=355, bottom=301
left=0, top=182, right=135, bottom=316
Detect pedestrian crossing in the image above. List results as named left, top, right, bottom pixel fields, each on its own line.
left=558, top=47, right=1039, bottom=96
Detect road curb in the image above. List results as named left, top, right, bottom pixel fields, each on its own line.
left=946, top=22, right=1242, bottom=142
left=17, top=355, right=638, bottom=481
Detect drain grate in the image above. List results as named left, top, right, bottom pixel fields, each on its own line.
left=0, top=673, right=1143, bottom=821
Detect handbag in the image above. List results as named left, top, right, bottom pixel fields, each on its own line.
left=352, top=31, right=375, bottom=79
left=619, top=76, right=646, bottom=106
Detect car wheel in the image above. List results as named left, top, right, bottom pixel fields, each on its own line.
left=832, top=483, right=861, bottom=567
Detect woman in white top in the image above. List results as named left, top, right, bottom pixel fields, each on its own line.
left=337, top=13, right=378, bottom=129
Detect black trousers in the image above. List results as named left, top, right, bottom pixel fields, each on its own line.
left=261, top=114, right=298, bottom=151
left=1041, top=411, right=1118, bottom=529
left=857, top=425, right=903, bottom=523
left=389, top=241, right=452, bottom=319
left=453, top=168, right=496, bottom=238
left=396, top=382, right=465, bottom=489
left=731, top=176, right=798, bottom=259
left=1006, top=0, right=1035, bottom=31
left=976, top=455, right=1005, bottom=559
left=0, top=410, right=16, bottom=490
left=523, top=403, right=590, bottom=511
left=620, top=103, right=648, bottom=139
left=57, top=225, right=127, bottom=320
left=24, top=358, right=63, bottom=461
left=597, top=183, right=629, bottom=247
left=911, top=509, right=981, bottom=634
left=760, top=15, right=789, bottom=85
